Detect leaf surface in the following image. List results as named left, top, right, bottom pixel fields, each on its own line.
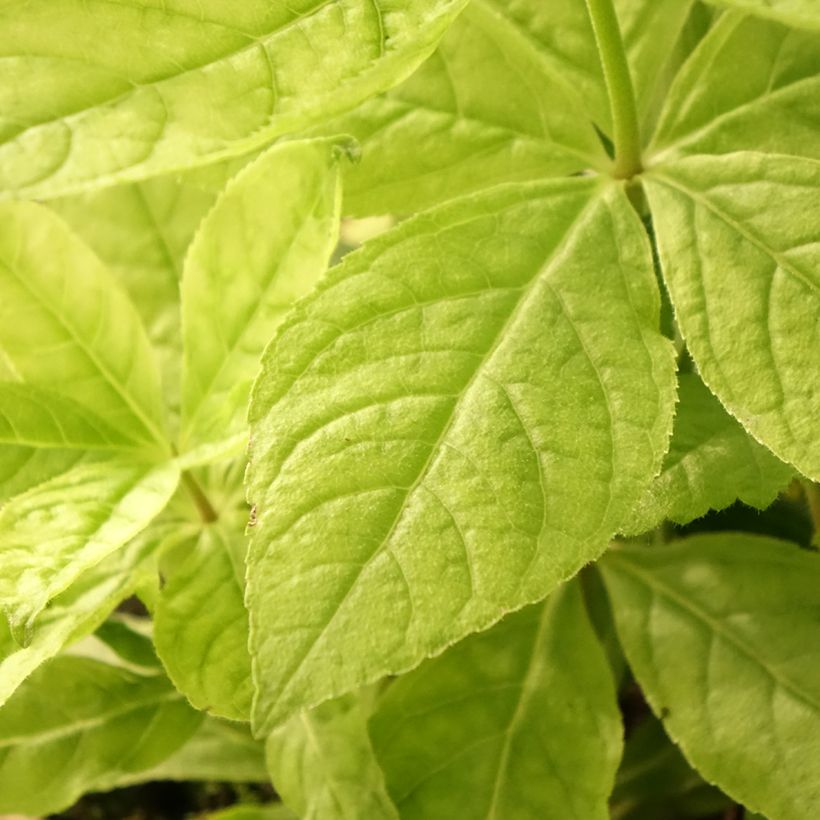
left=704, top=0, right=820, bottom=30
left=649, top=14, right=820, bottom=161
left=370, top=581, right=622, bottom=819
left=0, top=383, right=136, bottom=450
left=51, top=178, right=216, bottom=419
left=646, top=153, right=820, bottom=479
left=0, top=656, right=202, bottom=815
left=114, top=718, right=268, bottom=786
left=331, top=0, right=606, bottom=215
left=181, top=139, right=342, bottom=453
left=0, top=458, right=179, bottom=641
left=245, top=178, right=676, bottom=731
left=267, top=693, right=399, bottom=820
left=0, top=201, right=168, bottom=448
left=623, top=373, right=793, bottom=534
left=601, top=534, right=820, bottom=819
left=0, top=521, right=165, bottom=708
left=0, top=0, right=469, bottom=198
left=154, top=524, right=252, bottom=721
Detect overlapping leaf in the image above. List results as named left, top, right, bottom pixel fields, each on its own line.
left=623, top=373, right=793, bottom=534
left=154, top=524, right=252, bottom=721
left=267, top=693, right=398, bottom=820
left=0, top=656, right=202, bottom=815
left=0, top=521, right=170, bottom=707
left=333, top=0, right=695, bottom=215
left=0, top=0, right=469, bottom=198
left=51, top=178, right=216, bottom=417
left=245, top=178, right=675, bottom=732
left=0, top=458, right=179, bottom=643
left=649, top=13, right=820, bottom=162
left=370, top=581, right=621, bottom=819
left=704, top=0, right=820, bottom=30
left=181, top=139, right=343, bottom=456
left=646, top=153, right=820, bottom=480
left=601, top=535, right=820, bottom=819
left=0, top=201, right=168, bottom=449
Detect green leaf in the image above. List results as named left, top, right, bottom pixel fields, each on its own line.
left=0, top=201, right=168, bottom=449
left=334, top=0, right=695, bottom=215
left=370, top=580, right=622, bottom=819
left=601, top=534, right=820, bottom=819
left=0, top=448, right=87, bottom=504
left=0, top=458, right=179, bottom=642
left=330, top=0, right=606, bottom=215
left=0, top=383, right=137, bottom=450
left=0, top=519, right=167, bottom=707
left=154, top=524, right=252, bottom=721
left=623, top=373, right=793, bottom=535
left=0, top=656, right=203, bottom=815
left=0, top=0, right=469, bottom=199
left=50, top=177, right=216, bottom=419
left=245, top=178, right=675, bottom=732
left=267, top=693, right=399, bottom=820
left=649, top=13, right=820, bottom=162
left=645, top=152, right=820, bottom=480
left=181, top=139, right=343, bottom=453
left=114, top=717, right=269, bottom=786
left=703, top=0, right=820, bottom=30
left=611, top=716, right=731, bottom=820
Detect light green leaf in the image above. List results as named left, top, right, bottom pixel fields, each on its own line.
left=704, top=0, right=820, bottom=30
left=0, top=0, right=469, bottom=199
left=0, top=201, right=168, bottom=449
left=601, top=534, right=820, bottom=819
left=649, top=13, right=820, bottom=162
left=50, top=177, right=216, bottom=419
left=245, top=178, right=676, bottom=732
left=0, top=656, right=203, bottom=815
left=645, top=153, right=820, bottom=480
left=267, top=693, right=399, bottom=820
left=0, top=383, right=137, bottom=450
left=334, top=0, right=694, bottom=215
left=330, top=0, right=606, bottom=215
left=0, top=519, right=167, bottom=707
left=0, top=458, right=179, bottom=642
left=623, top=373, right=793, bottom=535
left=611, top=715, right=730, bottom=820
left=114, top=717, right=269, bottom=786
left=181, top=139, right=343, bottom=454
left=0, top=447, right=86, bottom=504
left=154, top=524, right=252, bottom=721
left=370, top=580, right=622, bottom=819
left=480, top=0, right=694, bottom=134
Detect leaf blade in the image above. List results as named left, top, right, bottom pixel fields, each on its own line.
left=245, top=179, right=675, bottom=732
left=646, top=152, right=820, bottom=480
left=370, top=581, right=622, bottom=819
left=0, top=0, right=469, bottom=198
left=601, top=534, right=820, bottom=819
left=180, top=138, right=343, bottom=453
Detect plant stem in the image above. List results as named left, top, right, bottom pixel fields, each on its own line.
left=584, top=0, right=643, bottom=178
left=182, top=471, right=218, bottom=523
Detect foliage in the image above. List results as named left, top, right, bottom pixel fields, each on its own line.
left=0, top=0, right=818, bottom=818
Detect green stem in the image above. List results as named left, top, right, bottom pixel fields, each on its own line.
left=584, top=0, right=643, bottom=178
left=182, top=471, right=218, bottom=523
